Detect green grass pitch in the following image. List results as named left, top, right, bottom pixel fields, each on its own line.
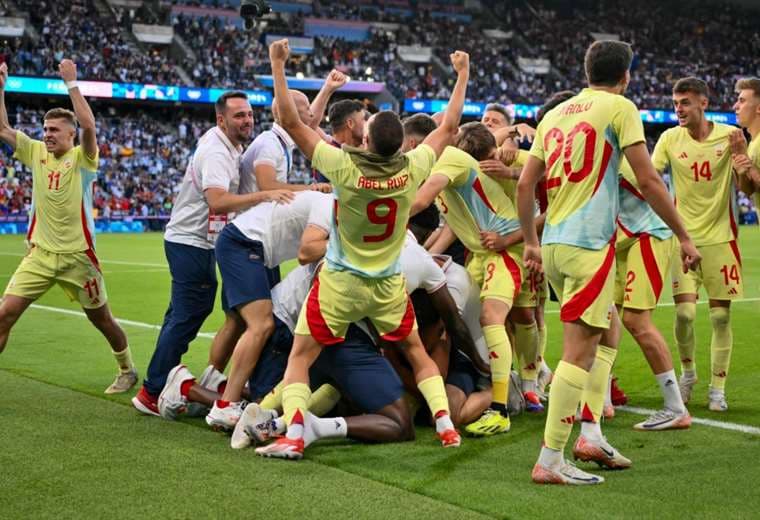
left=1, top=230, right=760, bottom=519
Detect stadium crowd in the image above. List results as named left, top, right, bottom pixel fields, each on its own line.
left=0, top=0, right=754, bottom=110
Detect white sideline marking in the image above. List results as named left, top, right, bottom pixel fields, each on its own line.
left=619, top=406, right=760, bottom=436
left=0, top=252, right=167, bottom=268
left=28, top=304, right=216, bottom=339
left=544, top=297, right=760, bottom=314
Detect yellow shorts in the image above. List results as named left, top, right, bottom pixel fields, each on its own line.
left=671, top=240, right=743, bottom=300
left=615, top=234, right=675, bottom=310
left=543, top=242, right=616, bottom=329
left=466, top=249, right=523, bottom=306
left=4, top=246, right=108, bottom=309
left=514, top=271, right=548, bottom=308
left=295, top=269, right=416, bottom=344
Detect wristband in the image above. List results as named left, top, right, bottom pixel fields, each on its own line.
left=65, top=80, right=79, bottom=90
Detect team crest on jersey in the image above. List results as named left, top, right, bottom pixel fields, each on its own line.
left=63, top=159, right=73, bottom=169
left=716, top=147, right=725, bottom=157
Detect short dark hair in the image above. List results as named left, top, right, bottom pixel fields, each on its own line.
left=402, top=113, right=437, bottom=139
left=44, top=108, right=77, bottom=126
left=328, top=99, right=365, bottom=131
left=215, top=91, right=249, bottom=114
left=673, top=77, right=709, bottom=98
left=368, top=111, right=404, bottom=156
left=736, top=77, right=760, bottom=100
left=584, top=40, right=633, bottom=87
left=537, top=91, right=576, bottom=123
left=455, top=122, right=496, bottom=161
left=484, top=103, right=513, bottom=126
left=409, top=202, right=440, bottom=235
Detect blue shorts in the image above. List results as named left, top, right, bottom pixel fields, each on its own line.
left=311, top=325, right=403, bottom=413
left=215, top=224, right=271, bottom=311
left=446, top=350, right=480, bottom=396
left=247, top=315, right=292, bottom=400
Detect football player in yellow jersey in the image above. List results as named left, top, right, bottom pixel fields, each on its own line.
left=731, top=78, right=760, bottom=219
left=256, top=40, right=469, bottom=460
left=0, top=61, right=136, bottom=393
left=518, top=40, right=699, bottom=485
left=652, top=77, right=745, bottom=412
left=412, top=122, right=528, bottom=436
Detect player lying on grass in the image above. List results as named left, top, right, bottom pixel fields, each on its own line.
left=0, top=60, right=137, bottom=394
left=257, top=39, right=470, bottom=459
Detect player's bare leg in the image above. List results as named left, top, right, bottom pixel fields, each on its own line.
left=673, top=293, right=698, bottom=404
left=207, top=300, right=274, bottom=430
left=208, top=311, right=244, bottom=372
left=0, top=294, right=34, bottom=353
left=84, top=303, right=136, bottom=394
left=622, top=308, right=691, bottom=430
left=446, top=384, right=491, bottom=427
left=343, top=398, right=415, bottom=443
left=401, top=330, right=460, bottom=446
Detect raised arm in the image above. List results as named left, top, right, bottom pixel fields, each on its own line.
left=411, top=174, right=450, bottom=216
left=58, top=60, right=96, bottom=159
left=422, top=51, right=470, bottom=158
left=269, top=40, right=322, bottom=160
left=310, top=70, right=347, bottom=130
left=0, top=63, right=17, bottom=148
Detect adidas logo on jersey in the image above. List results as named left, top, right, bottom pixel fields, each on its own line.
left=728, top=287, right=738, bottom=295
left=560, top=415, right=575, bottom=425
left=678, top=152, right=688, bottom=159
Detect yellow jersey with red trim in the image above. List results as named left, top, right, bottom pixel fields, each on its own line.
left=14, top=130, right=99, bottom=253
left=311, top=140, right=436, bottom=278
left=747, top=134, right=760, bottom=212
left=651, top=123, right=737, bottom=246
left=431, top=146, right=521, bottom=255
left=530, top=88, right=646, bottom=249
left=617, top=159, right=672, bottom=242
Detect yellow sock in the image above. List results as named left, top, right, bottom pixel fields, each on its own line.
left=308, top=384, right=341, bottom=416
left=537, top=323, right=547, bottom=364
left=483, top=324, right=511, bottom=407
left=709, top=307, right=732, bottom=391
left=675, top=302, right=697, bottom=373
left=260, top=381, right=284, bottom=411
left=112, top=347, right=134, bottom=374
left=417, top=375, right=450, bottom=416
left=544, top=361, right=589, bottom=451
left=514, top=322, right=539, bottom=382
left=282, top=382, right=311, bottom=425
left=580, top=345, right=617, bottom=423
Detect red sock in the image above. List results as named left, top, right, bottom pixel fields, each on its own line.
left=434, top=410, right=449, bottom=419
left=216, top=400, right=230, bottom=408
left=180, top=379, right=195, bottom=398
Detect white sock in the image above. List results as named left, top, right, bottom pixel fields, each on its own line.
left=435, top=413, right=454, bottom=433
left=580, top=421, right=603, bottom=442
left=683, top=369, right=697, bottom=381
left=655, top=370, right=685, bottom=413
left=522, top=379, right=537, bottom=394
left=304, top=412, right=347, bottom=447
left=272, top=417, right=286, bottom=436
left=538, top=446, right=563, bottom=469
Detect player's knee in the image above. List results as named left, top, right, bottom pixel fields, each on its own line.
left=675, top=302, right=696, bottom=325
left=510, top=306, right=535, bottom=325
left=709, top=306, right=730, bottom=329
left=479, top=301, right=506, bottom=327
left=622, top=310, right=645, bottom=337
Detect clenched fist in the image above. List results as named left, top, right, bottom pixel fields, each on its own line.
left=58, top=59, right=77, bottom=82
left=269, top=39, right=290, bottom=64
left=450, top=51, right=469, bottom=74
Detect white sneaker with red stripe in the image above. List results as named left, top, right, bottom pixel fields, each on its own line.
left=206, top=400, right=243, bottom=430
left=255, top=437, right=304, bottom=460
left=158, top=365, right=195, bottom=420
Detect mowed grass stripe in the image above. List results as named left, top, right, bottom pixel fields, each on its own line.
left=0, top=372, right=490, bottom=520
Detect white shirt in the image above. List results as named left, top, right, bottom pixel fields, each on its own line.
left=435, top=254, right=489, bottom=366
left=240, top=123, right=295, bottom=194
left=164, top=127, right=242, bottom=249
left=402, top=231, right=448, bottom=294
left=231, top=191, right=332, bottom=268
